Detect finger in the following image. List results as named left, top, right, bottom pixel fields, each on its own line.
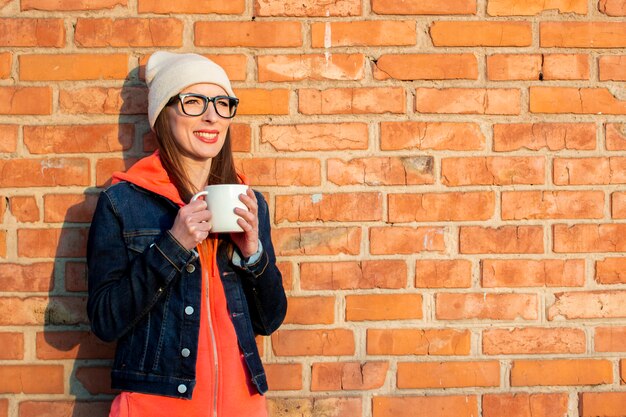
left=236, top=217, right=255, bottom=233
left=234, top=207, right=258, bottom=226
left=239, top=193, right=258, bottom=214
left=186, top=199, right=208, bottom=212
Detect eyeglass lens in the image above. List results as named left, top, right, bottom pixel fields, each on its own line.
left=180, top=94, right=238, bottom=118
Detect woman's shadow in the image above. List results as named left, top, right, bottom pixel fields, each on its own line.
left=42, top=66, right=149, bottom=417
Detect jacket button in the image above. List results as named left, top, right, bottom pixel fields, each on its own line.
left=186, top=264, right=196, bottom=273
left=177, top=384, right=187, bottom=394
left=181, top=348, right=191, bottom=357
left=185, top=306, right=194, bottom=315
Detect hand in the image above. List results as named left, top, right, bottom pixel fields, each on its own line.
left=230, top=188, right=259, bottom=259
left=169, top=200, right=212, bottom=250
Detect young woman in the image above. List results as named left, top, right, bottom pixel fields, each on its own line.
left=87, top=51, right=287, bottom=417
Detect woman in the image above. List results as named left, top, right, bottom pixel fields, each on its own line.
left=87, top=51, right=287, bottom=417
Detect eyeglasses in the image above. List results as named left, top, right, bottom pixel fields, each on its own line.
left=168, top=93, right=239, bottom=119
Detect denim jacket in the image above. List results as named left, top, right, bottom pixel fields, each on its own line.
left=87, top=182, right=287, bottom=399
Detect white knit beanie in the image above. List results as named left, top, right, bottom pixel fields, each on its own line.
left=146, top=51, right=236, bottom=130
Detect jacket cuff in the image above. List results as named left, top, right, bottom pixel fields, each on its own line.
left=232, top=240, right=263, bottom=268
left=152, top=231, right=198, bottom=272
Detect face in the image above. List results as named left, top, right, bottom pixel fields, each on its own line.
left=166, top=83, right=233, bottom=168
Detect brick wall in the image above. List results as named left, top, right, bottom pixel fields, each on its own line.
left=1, top=0, right=625, bottom=416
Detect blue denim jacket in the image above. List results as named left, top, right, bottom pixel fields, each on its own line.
left=86, top=182, right=287, bottom=398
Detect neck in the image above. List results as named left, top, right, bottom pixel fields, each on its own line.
left=182, top=157, right=212, bottom=192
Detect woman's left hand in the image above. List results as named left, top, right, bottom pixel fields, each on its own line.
left=230, top=187, right=259, bottom=259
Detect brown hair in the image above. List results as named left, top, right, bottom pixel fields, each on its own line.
left=153, top=104, right=239, bottom=203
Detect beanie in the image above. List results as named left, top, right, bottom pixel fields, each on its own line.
left=145, top=51, right=236, bottom=130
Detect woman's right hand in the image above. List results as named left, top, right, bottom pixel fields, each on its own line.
left=169, top=200, right=212, bottom=250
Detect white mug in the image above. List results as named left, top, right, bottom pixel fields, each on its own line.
left=190, top=184, right=249, bottom=233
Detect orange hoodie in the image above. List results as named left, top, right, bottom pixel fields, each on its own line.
left=108, top=152, right=267, bottom=417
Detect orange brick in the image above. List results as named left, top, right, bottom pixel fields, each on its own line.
left=416, top=88, right=520, bottom=114
left=9, top=196, right=39, bottom=223
left=272, top=329, right=354, bottom=356
left=502, top=191, right=604, bottom=220
left=36, top=331, right=114, bottom=359
left=0, top=263, right=53, bottom=292
left=436, top=293, right=538, bottom=320
left=312, top=21, right=415, bottom=47
left=255, top=0, right=360, bottom=16
left=299, top=87, right=405, bottom=115
left=25, top=124, right=133, bottom=154
left=595, top=326, right=626, bottom=352
left=0, top=158, right=89, bottom=187
left=554, top=157, right=626, bottom=185
left=0, top=197, right=5, bottom=221
left=272, top=227, right=361, bottom=256
left=367, top=328, right=471, bottom=355
left=268, top=398, right=361, bottom=417
left=549, top=291, right=626, bottom=319
left=300, top=260, right=407, bottom=290
left=312, top=362, right=388, bottom=391
left=487, top=54, right=541, bottom=80
left=483, top=328, right=586, bottom=354
left=0, top=18, right=64, bottom=47
left=0, top=125, right=18, bottom=152
left=461, top=226, right=543, bottom=254
left=373, top=396, right=478, bottom=417
left=236, top=158, right=321, bottom=186
left=554, top=224, right=626, bottom=253
left=381, top=122, right=484, bottom=151
left=0, top=87, right=52, bottom=115
left=328, top=157, right=435, bottom=186
left=44, top=193, right=99, bottom=223
left=60, top=87, right=147, bottom=115
left=531, top=87, right=626, bottom=114
left=442, top=157, right=544, bottom=186
left=75, top=366, right=115, bottom=395
left=607, top=123, right=626, bottom=150
left=599, top=0, right=626, bottom=15
left=597, top=257, right=626, bottom=284
left=482, top=259, right=584, bottom=287
left=540, top=22, right=626, bottom=48
left=235, top=89, right=289, bottom=115
left=580, top=392, right=626, bottom=416
left=265, top=363, right=302, bottom=390
left=261, top=123, right=368, bottom=151
left=258, top=54, right=364, bottom=82
left=398, top=361, right=499, bottom=388
left=600, top=55, right=626, bottom=81
left=138, top=0, right=244, bottom=13
left=0, top=365, right=64, bottom=393
left=20, top=54, right=128, bottom=81
left=0, top=52, right=11, bottom=79
left=346, top=294, right=422, bottom=321
left=370, top=227, right=445, bottom=255
left=430, top=21, right=532, bottom=46
left=66, top=261, right=88, bottom=292
left=493, top=123, right=596, bottom=151
left=374, top=54, right=477, bottom=80
left=174, top=54, right=248, bottom=82
left=96, top=157, right=140, bottom=188
left=228, top=123, right=251, bottom=152
left=483, top=393, right=569, bottom=417
left=22, top=0, right=126, bottom=9
left=488, top=0, right=586, bottom=15
left=511, top=359, right=612, bottom=386
left=0, top=231, right=5, bottom=258
left=276, top=193, right=382, bottom=223
left=75, top=18, right=182, bottom=47
left=195, top=21, right=301, bottom=47
left=0, top=399, right=5, bottom=417
left=0, top=297, right=87, bottom=325
left=283, top=296, right=334, bottom=325
left=415, top=260, right=472, bottom=288
left=0, top=333, right=24, bottom=359
left=19, top=401, right=111, bottom=417
left=389, top=192, right=495, bottom=222
left=372, top=0, right=476, bottom=14
left=18, top=228, right=88, bottom=258
left=543, top=54, right=589, bottom=80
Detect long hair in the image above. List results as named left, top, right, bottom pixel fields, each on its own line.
left=153, top=103, right=239, bottom=203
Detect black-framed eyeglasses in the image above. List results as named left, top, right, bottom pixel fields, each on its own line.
left=168, top=93, right=239, bottom=119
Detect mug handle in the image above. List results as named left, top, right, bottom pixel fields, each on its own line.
left=190, top=190, right=209, bottom=202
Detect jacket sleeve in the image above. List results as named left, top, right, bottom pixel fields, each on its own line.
left=235, top=192, right=287, bottom=336
left=86, top=190, right=196, bottom=342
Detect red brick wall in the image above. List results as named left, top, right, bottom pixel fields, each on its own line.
left=1, top=0, right=625, bottom=416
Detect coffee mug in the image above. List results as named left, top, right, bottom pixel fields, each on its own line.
left=190, top=184, right=249, bottom=233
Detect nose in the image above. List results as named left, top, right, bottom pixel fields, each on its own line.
left=202, top=102, right=219, bottom=122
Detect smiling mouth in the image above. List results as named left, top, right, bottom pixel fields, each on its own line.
left=194, top=131, right=218, bottom=142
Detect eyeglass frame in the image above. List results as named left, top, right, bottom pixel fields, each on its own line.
left=167, top=93, right=240, bottom=119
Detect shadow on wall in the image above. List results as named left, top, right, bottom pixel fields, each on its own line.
left=42, top=66, right=149, bottom=417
